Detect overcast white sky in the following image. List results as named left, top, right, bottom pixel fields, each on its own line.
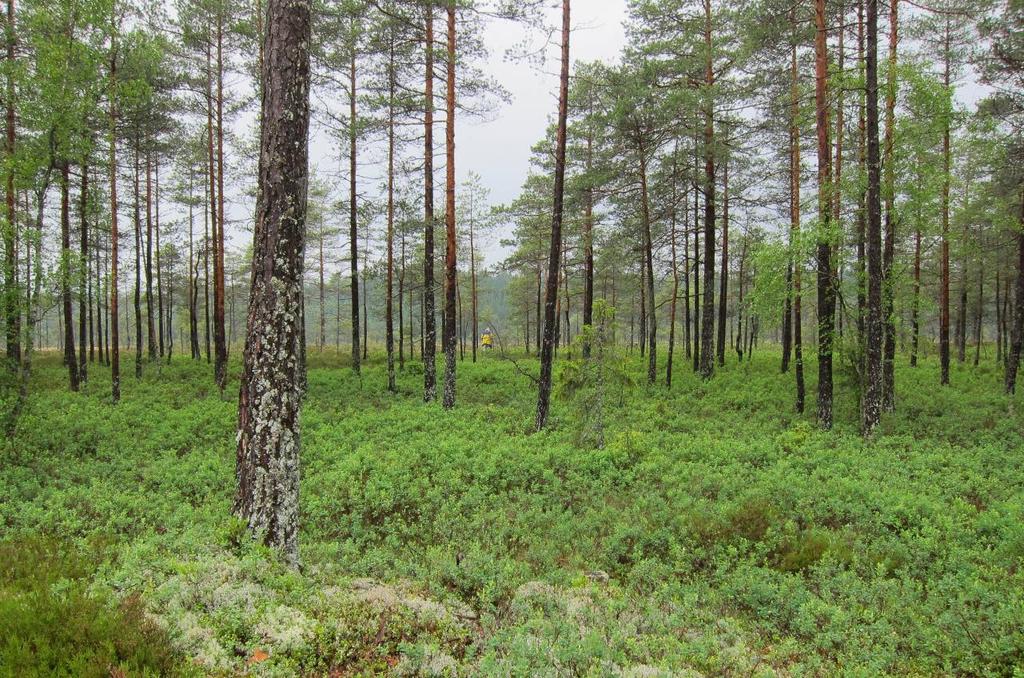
left=458, top=1, right=626, bottom=210
left=297, top=1, right=628, bottom=269
left=250, top=0, right=988, bottom=270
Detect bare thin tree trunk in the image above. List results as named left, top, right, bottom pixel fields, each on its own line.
left=1005, top=192, right=1024, bottom=394
left=189, top=168, right=199, bottom=359
left=911, top=221, right=921, bottom=366
left=79, top=161, right=89, bottom=381
left=791, top=30, right=805, bottom=413
left=582, top=109, right=594, bottom=354
left=386, top=34, right=396, bottom=392
left=469, top=194, right=478, bottom=362
left=667, top=148, right=679, bottom=387
left=156, top=157, right=164, bottom=357
left=939, top=21, right=952, bottom=386
left=60, top=163, right=79, bottom=391
left=399, top=229, right=405, bottom=369
left=206, top=44, right=216, bottom=368
left=683, top=180, right=691, bottom=360
left=716, top=152, right=729, bottom=367
left=348, top=34, right=361, bottom=373
left=214, top=10, right=227, bottom=390
left=109, top=38, right=119, bottom=400
left=442, top=0, right=457, bottom=409
left=996, top=268, right=1002, bottom=365
left=133, top=141, right=142, bottom=379
left=974, top=260, right=983, bottom=367
left=698, top=0, right=716, bottom=380
left=881, top=0, right=898, bottom=410
left=422, top=3, right=436, bottom=399
left=692, top=146, right=701, bottom=372
left=536, top=0, right=570, bottom=431
left=145, top=151, right=155, bottom=362
left=4, top=0, right=18, bottom=368
left=640, top=149, right=656, bottom=384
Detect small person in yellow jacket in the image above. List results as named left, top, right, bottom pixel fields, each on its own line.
left=481, top=328, right=494, bottom=350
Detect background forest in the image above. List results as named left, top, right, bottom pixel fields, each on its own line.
left=1, top=0, right=1023, bottom=675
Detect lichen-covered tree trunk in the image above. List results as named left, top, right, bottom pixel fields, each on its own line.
left=235, top=0, right=311, bottom=566
left=863, top=0, right=884, bottom=433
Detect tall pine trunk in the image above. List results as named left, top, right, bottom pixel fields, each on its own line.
left=133, top=142, right=142, bottom=379
left=698, top=0, right=716, bottom=380
left=205, top=43, right=216, bottom=368
left=862, top=0, right=884, bottom=432
left=939, top=21, right=952, bottom=385
left=79, top=162, right=89, bottom=381
left=716, top=153, right=729, bottom=366
left=61, top=163, right=79, bottom=391
left=881, top=0, right=898, bottom=409
left=4, top=0, right=18, bottom=368
left=469, top=194, right=478, bottom=362
left=640, top=149, right=656, bottom=384
left=385, top=35, right=396, bottom=392
left=422, top=3, right=437, bottom=400
left=814, top=0, right=835, bottom=429
left=156, top=158, right=163, bottom=358
left=188, top=168, right=199, bottom=359
left=145, top=151, right=155, bottom=362
left=582, top=106, right=594, bottom=356
left=349, top=34, right=360, bottom=374
left=109, top=39, right=119, bottom=402
left=1005, top=192, right=1024, bottom=394
left=442, top=0, right=458, bottom=409
left=535, top=0, right=570, bottom=431
left=667, top=149, right=680, bottom=387
left=214, top=11, right=227, bottom=390
left=791, top=30, right=805, bottom=413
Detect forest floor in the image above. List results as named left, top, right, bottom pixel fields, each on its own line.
left=1, top=347, right=1023, bottom=676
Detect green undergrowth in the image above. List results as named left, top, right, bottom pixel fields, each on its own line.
left=1, top=348, right=1023, bottom=676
